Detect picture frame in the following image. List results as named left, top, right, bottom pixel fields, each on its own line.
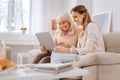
left=92, top=10, right=112, bottom=33
left=51, top=19, right=57, bottom=30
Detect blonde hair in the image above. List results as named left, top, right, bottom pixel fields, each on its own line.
left=56, top=12, right=76, bottom=36
left=71, top=5, right=92, bottom=36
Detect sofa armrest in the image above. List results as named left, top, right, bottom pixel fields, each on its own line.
left=95, top=52, right=120, bottom=65
left=28, top=49, right=41, bottom=57
left=73, top=52, right=120, bottom=68
left=73, top=53, right=97, bottom=68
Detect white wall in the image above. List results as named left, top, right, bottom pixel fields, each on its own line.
left=77, top=0, right=92, bottom=15
left=63, top=0, right=77, bottom=12
left=93, top=0, right=120, bottom=32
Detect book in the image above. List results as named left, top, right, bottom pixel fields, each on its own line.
left=31, top=66, right=73, bottom=74
left=24, top=63, right=73, bottom=74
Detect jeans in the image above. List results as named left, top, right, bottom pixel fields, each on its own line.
left=51, top=51, right=78, bottom=63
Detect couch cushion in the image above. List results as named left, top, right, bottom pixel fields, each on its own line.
left=103, top=32, right=120, bottom=53
left=73, top=52, right=120, bottom=67
left=96, top=52, right=120, bottom=65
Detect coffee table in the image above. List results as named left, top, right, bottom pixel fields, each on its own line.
left=0, top=68, right=89, bottom=80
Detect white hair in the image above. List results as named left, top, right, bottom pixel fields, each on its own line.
left=56, top=12, right=76, bottom=35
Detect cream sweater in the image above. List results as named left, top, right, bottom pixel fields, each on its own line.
left=77, top=22, right=105, bottom=55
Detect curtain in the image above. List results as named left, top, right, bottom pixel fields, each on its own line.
left=30, top=0, right=47, bottom=35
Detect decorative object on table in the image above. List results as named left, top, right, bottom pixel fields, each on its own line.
left=0, top=39, right=6, bottom=60
left=20, top=26, right=27, bottom=34
left=0, top=59, right=17, bottom=72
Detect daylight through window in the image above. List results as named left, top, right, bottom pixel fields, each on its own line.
left=0, top=0, right=30, bottom=33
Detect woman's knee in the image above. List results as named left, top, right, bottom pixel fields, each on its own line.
left=51, top=53, right=62, bottom=63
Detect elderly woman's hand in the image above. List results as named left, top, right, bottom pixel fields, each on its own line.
left=39, top=44, right=47, bottom=53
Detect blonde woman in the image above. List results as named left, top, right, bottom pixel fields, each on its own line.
left=53, top=12, right=80, bottom=52
left=51, top=5, right=105, bottom=63
left=33, top=12, right=80, bottom=63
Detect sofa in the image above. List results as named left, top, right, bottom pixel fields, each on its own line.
left=76, top=32, right=120, bottom=80
left=29, top=32, right=120, bottom=80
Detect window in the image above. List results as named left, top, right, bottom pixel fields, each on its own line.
left=0, top=0, right=30, bottom=33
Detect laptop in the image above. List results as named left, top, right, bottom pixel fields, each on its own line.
left=35, top=32, right=55, bottom=50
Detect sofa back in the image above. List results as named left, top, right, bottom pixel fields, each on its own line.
left=103, top=32, right=120, bottom=53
